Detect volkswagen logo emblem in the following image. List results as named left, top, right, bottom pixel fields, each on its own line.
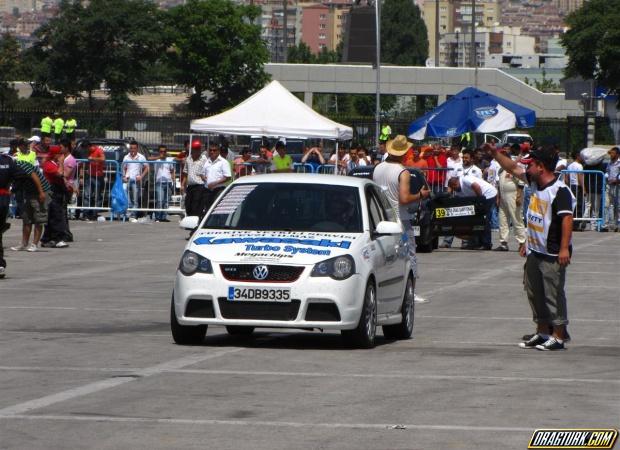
left=252, top=265, right=269, bottom=280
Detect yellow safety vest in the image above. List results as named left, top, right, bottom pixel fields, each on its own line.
left=41, top=116, right=53, bottom=133
left=53, top=118, right=64, bottom=134
left=379, top=125, right=391, bottom=141
left=65, top=118, right=77, bottom=133
left=16, top=150, right=37, bottom=166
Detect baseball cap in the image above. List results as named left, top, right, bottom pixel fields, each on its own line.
left=191, top=140, right=202, bottom=150
left=520, top=147, right=558, bottom=167
left=48, top=145, right=62, bottom=156
left=27, top=135, right=41, bottom=143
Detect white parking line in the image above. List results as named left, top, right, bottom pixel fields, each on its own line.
left=0, top=348, right=243, bottom=416
left=0, top=413, right=535, bottom=433
left=0, top=366, right=617, bottom=385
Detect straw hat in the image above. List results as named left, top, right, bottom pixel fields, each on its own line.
left=386, top=135, right=412, bottom=156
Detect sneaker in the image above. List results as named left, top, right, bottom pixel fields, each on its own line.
left=40, top=241, right=56, bottom=248
left=522, top=329, right=571, bottom=342
left=494, top=243, right=509, bottom=251
left=26, top=243, right=39, bottom=252
left=55, top=241, right=69, bottom=248
left=536, top=337, right=565, bottom=351
left=0, top=266, right=5, bottom=279
left=10, top=244, right=27, bottom=251
left=414, top=294, right=429, bottom=304
left=129, top=217, right=138, bottom=223
left=518, top=334, right=548, bottom=349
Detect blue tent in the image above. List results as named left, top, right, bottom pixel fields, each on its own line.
left=407, top=87, right=536, bottom=140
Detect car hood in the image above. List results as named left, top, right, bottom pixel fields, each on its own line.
left=189, top=229, right=364, bottom=265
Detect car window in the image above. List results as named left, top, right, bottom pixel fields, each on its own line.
left=204, top=183, right=363, bottom=233
left=366, top=187, right=386, bottom=232
left=371, top=185, right=397, bottom=222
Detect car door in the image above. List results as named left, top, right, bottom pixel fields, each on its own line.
left=365, top=186, right=399, bottom=314
left=372, top=186, right=408, bottom=312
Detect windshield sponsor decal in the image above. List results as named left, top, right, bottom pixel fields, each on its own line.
left=195, top=236, right=351, bottom=249
left=211, top=184, right=258, bottom=214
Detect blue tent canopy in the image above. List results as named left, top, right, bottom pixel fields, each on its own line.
left=407, top=87, right=536, bottom=140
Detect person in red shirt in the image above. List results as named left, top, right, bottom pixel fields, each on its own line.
left=41, top=145, right=69, bottom=248
left=403, top=146, right=429, bottom=170
left=84, top=140, right=105, bottom=220
left=423, top=142, right=448, bottom=191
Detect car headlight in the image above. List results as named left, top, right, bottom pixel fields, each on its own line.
left=179, top=250, right=213, bottom=276
left=311, top=255, right=355, bottom=280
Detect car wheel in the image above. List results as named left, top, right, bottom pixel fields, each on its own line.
left=170, top=295, right=207, bottom=345
left=382, top=276, right=415, bottom=339
left=341, top=281, right=376, bottom=349
left=416, top=225, right=433, bottom=253
left=226, top=325, right=255, bottom=336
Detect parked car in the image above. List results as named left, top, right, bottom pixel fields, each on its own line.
left=172, top=173, right=415, bottom=348
left=348, top=166, right=486, bottom=253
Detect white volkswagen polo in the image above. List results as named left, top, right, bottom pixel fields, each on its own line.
left=172, top=174, right=415, bottom=348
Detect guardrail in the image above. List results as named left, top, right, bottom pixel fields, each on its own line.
left=560, top=169, right=606, bottom=231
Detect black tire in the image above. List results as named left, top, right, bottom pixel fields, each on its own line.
left=382, top=276, right=415, bottom=339
left=341, top=281, right=377, bottom=349
left=226, top=325, right=255, bottom=336
left=170, top=296, right=207, bottom=345
left=416, top=225, right=433, bottom=253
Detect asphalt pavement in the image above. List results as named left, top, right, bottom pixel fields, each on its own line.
left=0, top=218, right=618, bottom=450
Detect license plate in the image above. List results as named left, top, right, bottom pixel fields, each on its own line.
left=413, top=226, right=420, bottom=236
left=435, top=205, right=476, bottom=218
left=227, top=286, right=291, bottom=302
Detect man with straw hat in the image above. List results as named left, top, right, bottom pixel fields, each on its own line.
left=373, top=135, right=431, bottom=303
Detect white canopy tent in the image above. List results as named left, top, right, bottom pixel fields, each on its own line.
left=190, top=80, right=353, bottom=140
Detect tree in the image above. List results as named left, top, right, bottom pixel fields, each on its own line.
left=381, top=0, right=428, bottom=66
left=0, top=33, right=21, bottom=109
left=33, top=0, right=166, bottom=109
left=165, top=0, right=270, bottom=112
left=288, top=42, right=315, bottom=63
left=561, top=0, right=620, bottom=97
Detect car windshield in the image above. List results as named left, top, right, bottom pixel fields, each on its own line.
left=204, top=183, right=363, bottom=233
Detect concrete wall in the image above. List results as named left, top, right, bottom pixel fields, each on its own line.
left=265, top=63, right=582, bottom=119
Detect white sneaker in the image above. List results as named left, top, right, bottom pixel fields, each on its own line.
left=26, top=243, right=38, bottom=252
left=10, top=244, right=27, bottom=251
left=55, top=241, right=69, bottom=248
left=414, top=294, right=429, bottom=304
left=0, top=266, right=5, bottom=279
left=129, top=217, right=138, bottom=223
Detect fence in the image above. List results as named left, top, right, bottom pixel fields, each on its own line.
left=70, top=159, right=185, bottom=220
left=0, top=108, right=617, bottom=154
left=560, top=169, right=607, bottom=231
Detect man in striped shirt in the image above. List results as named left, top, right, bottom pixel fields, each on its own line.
left=10, top=160, right=52, bottom=253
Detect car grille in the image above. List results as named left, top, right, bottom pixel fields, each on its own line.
left=217, top=298, right=301, bottom=321
left=220, top=264, right=304, bottom=282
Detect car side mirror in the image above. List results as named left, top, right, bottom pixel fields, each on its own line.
left=374, top=221, right=402, bottom=235
left=179, top=216, right=199, bottom=230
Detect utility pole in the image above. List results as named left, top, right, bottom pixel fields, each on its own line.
left=470, top=0, right=476, bottom=68
left=434, top=0, right=439, bottom=67
left=282, top=0, right=288, bottom=63
left=374, top=0, right=381, bottom=151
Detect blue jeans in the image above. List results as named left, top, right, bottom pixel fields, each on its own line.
left=126, top=179, right=143, bottom=218
left=489, top=203, right=499, bottom=230
left=86, top=176, right=104, bottom=218
left=155, top=181, right=172, bottom=220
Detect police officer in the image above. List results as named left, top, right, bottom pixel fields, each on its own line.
left=40, top=114, right=53, bottom=138
left=0, top=152, right=46, bottom=278
left=373, top=135, right=431, bottom=299
left=64, top=117, right=77, bottom=142
left=53, top=113, right=64, bottom=143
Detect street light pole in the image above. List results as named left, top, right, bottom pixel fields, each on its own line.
left=374, top=0, right=381, bottom=151
left=470, top=0, right=476, bottom=68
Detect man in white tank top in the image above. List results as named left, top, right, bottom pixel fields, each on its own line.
left=373, top=135, right=431, bottom=302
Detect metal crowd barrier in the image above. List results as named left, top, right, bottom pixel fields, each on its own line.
left=70, top=159, right=185, bottom=220
left=418, top=167, right=451, bottom=193
left=561, top=169, right=606, bottom=231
